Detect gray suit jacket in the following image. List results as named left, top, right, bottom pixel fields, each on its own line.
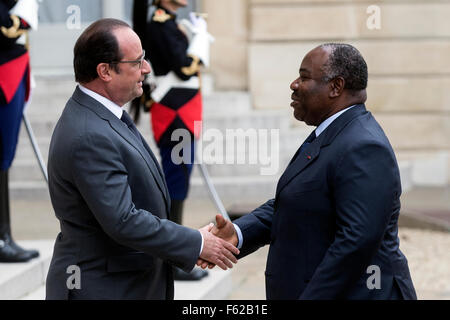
left=46, top=87, right=201, bottom=300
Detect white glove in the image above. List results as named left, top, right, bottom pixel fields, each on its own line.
left=10, top=0, right=39, bottom=30
left=185, top=13, right=214, bottom=67
left=189, top=12, right=207, bottom=33
left=180, top=15, right=215, bottom=43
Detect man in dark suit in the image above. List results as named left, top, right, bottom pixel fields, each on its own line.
left=46, top=18, right=239, bottom=300
left=203, top=43, right=417, bottom=300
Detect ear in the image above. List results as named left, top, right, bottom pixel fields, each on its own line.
left=329, top=76, right=345, bottom=98
left=96, top=63, right=113, bottom=82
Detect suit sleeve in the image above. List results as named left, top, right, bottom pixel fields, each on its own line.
left=234, top=198, right=275, bottom=258
left=300, top=142, right=399, bottom=299
left=70, top=130, right=202, bottom=272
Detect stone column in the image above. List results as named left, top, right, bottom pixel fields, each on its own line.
left=202, top=0, right=249, bottom=90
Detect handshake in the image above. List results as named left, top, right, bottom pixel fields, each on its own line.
left=197, top=215, right=239, bottom=270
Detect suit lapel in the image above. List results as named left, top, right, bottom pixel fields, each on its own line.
left=276, top=104, right=368, bottom=197
left=276, top=134, right=323, bottom=197
left=71, top=87, right=170, bottom=208
left=110, top=117, right=171, bottom=208
left=139, top=134, right=171, bottom=206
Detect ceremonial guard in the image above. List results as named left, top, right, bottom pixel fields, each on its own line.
left=0, top=0, right=39, bottom=262
left=132, top=0, right=213, bottom=280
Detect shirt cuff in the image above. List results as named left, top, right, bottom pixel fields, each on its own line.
left=233, top=223, right=243, bottom=249
left=199, top=231, right=204, bottom=256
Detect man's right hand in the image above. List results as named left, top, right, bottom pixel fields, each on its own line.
left=212, top=214, right=238, bottom=247
left=197, top=214, right=239, bottom=269
left=198, top=223, right=239, bottom=270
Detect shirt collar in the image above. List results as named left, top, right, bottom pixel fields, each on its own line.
left=314, top=105, right=357, bottom=137
left=78, top=84, right=123, bottom=119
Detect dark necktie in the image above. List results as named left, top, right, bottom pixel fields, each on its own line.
left=120, top=111, right=141, bottom=141
left=299, top=130, right=316, bottom=154
left=120, top=110, right=169, bottom=202
left=289, top=130, right=316, bottom=165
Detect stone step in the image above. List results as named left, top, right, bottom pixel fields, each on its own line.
left=14, top=134, right=50, bottom=161
left=9, top=154, right=291, bottom=184
left=31, top=74, right=217, bottom=101
left=14, top=123, right=298, bottom=162
left=9, top=135, right=413, bottom=202
left=16, top=116, right=307, bottom=148
left=9, top=173, right=279, bottom=204
left=190, top=159, right=289, bottom=179
left=22, top=105, right=288, bottom=138
left=9, top=181, right=50, bottom=200
left=0, top=240, right=54, bottom=300
left=20, top=284, right=46, bottom=300
left=9, top=152, right=292, bottom=182
left=21, top=268, right=232, bottom=300
left=28, top=76, right=251, bottom=117
left=399, top=161, right=413, bottom=193
left=9, top=159, right=47, bottom=182
left=174, top=268, right=232, bottom=300
left=10, top=126, right=307, bottom=182
left=10, top=75, right=415, bottom=201
left=188, top=174, right=279, bottom=205
left=0, top=240, right=232, bottom=300
left=9, top=161, right=412, bottom=204
left=17, top=118, right=289, bottom=150
left=24, top=98, right=67, bottom=118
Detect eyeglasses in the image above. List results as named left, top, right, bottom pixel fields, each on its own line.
left=111, top=50, right=146, bottom=68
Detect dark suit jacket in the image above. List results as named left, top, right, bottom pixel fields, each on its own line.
left=235, top=104, right=417, bottom=300
left=46, top=87, right=202, bottom=300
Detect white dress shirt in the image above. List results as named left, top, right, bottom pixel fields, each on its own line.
left=315, top=105, right=356, bottom=138
left=78, top=84, right=124, bottom=119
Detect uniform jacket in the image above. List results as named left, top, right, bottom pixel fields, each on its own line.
left=234, top=104, right=417, bottom=300
left=134, top=3, right=202, bottom=147
left=0, top=0, right=31, bottom=104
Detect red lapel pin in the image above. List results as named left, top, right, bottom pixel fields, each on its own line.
left=307, top=155, right=312, bottom=160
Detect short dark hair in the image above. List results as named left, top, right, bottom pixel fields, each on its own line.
left=73, top=18, right=130, bottom=83
left=320, top=43, right=368, bottom=91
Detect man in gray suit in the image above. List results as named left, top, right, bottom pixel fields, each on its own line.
left=46, top=18, right=239, bottom=300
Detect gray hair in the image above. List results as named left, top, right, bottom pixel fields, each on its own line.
left=319, top=43, right=368, bottom=91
